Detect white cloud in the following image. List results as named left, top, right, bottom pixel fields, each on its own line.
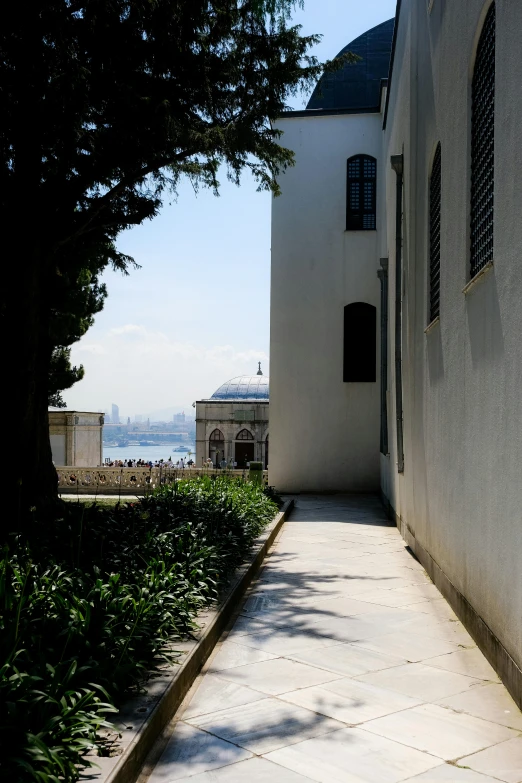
left=65, top=324, right=268, bottom=415
left=76, top=343, right=108, bottom=355
left=109, top=324, right=148, bottom=336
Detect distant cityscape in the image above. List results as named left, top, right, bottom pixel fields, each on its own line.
left=101, top=404, right=196, bottom=448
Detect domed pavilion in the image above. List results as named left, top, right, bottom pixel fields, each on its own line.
left=195, top=363, right=269, bottom=468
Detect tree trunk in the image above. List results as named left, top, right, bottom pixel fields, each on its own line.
left=1, top=245, right=58, bottom=533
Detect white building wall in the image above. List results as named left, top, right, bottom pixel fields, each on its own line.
left=49, top=411, right=104, bottom=466
left=270, top=113, right=383, bottom=491
left=382, top=0, right=522, bottom=682
left=50, top=433, right=66, bottom=465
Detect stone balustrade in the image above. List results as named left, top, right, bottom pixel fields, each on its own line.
left=56, top=466, right=268, bottom=495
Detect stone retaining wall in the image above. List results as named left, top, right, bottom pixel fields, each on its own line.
left=57, top=466, right=269, bottom=494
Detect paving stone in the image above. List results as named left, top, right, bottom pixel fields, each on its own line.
left=181, top=673, right=265, bottom=720
left=208, top=640, right=278, bottom=672
left=237, top=627, right=344, bottom=656
left=436, top=683, right=522, bottom=731
left=427, top=649, right=501, bottom=682
left=170, top=756, right=316, bottom=783
left=349, top=587, right=431, bottom=608
left=362, top=703, right=518, bottom=760
left=458, top=737, right=522, bottom=782
left=147, top=722, right=251, bottom=782
left=351, top=630, right=461, bottom=663
left=264, top=727, right=440, bottom=782
left=216, top=656, right=342, bottom=695
left=355, top=662, right=482, bottom=702
left=144, top=496, right=522, bottom=783
left=280, top=676, right=421, bottom=724
left=401, top=599, right=460, bottom=621
left=289, top=641, right=407, bottom=677
left=403, top=765, right=501, bottom=781
left=186, top=696, right=344, bottom=754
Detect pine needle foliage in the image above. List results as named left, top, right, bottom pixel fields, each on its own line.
left=1, top=0, right=355, bottom=511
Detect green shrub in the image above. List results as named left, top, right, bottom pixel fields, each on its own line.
left=0, top=476, right=276, bottom=782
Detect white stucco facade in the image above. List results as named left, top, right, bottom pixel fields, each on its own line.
left=49, top=411, right=104, bottom=467
left=380, top=0, right=522, bottom=696
left=270, top=112, right=384, bottom=491
left=269, top=1, right=522, bottom=699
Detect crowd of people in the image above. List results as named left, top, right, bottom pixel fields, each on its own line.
left=104, top=457, right=195, bottom=468
left=100, top=457, right=252, bottom=470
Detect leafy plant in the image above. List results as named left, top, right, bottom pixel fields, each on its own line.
left=0, top=476, right=277, bottom=781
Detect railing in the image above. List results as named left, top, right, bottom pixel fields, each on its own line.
left=56, top=466, right=268, bottom=495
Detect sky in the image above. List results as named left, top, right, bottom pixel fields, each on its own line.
left=63, top=0, right=397, bottom=421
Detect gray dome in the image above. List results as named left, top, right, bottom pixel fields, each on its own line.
left=307, top=18, right=395, bottom=112
left=210, top=375, right=269, bottom=401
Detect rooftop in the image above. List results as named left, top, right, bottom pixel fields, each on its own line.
left=305, top=18, right=395, bottom=113
left=209, top=368, right=269, bottom=401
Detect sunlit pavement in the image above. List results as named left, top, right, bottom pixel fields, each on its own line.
left=145, top=495, right=522, bottom=783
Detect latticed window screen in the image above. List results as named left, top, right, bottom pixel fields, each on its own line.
left=234, top=409, right=255, bottom=422
left=470, top=3, right=495, bottom=278
left=346, top=155, right=377, bottom=230
left=236, top=429, right=254, bottom=440
left=429, top=143, right=442, bottom=322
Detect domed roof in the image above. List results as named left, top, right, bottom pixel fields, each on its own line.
left=210, top=374, right=269, bottom=401
left=307, top=18, right=395, bottom=112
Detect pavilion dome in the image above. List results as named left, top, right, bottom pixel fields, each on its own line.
left=210, top=370, right=269, bottom=401
left=306, top=18, right=395, bottom=112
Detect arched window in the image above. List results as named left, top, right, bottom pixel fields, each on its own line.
left=470, top=3, right=495, bottom=278
left=236, top=429, right=254, bottom=440
left=343, top=302, right=376, bottom=382
left=429, top=143, right=441, bottom=323
left=209, top=429, right=224, bottom=442
left=346, top=155, right=377, bottom=231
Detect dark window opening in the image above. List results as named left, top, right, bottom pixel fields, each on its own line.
left=470, top=2, right=495, bottom=278
left=378, top=260, right=389, bottom=454
left=346, top=155, right=377, bottom=231
left=429, top=142, right=442, bottom=322
left=209, top=429, right=224, bottom=441
left=343, top=302, right=377, bottom=382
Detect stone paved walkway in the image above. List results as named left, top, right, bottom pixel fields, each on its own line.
left=145, top=496, right=522, bottom=783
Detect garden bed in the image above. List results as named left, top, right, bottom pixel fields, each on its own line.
left=0, top=476, right=282, bottom=782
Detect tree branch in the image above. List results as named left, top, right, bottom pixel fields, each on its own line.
left=59, top=150, right=195, bottom=249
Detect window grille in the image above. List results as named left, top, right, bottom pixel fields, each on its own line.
left=346, top=155, right=377, bottom=230
left=209, top=429, right=224, bottom=441
left=234, top=410, right=255, bottom=422
left=429, top=143, right=441, bottom=322
left=236, top=429, right=254, bottom=440
left=470, top=3, right=495, bottom=278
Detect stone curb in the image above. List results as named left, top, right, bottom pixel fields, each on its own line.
left=100, top=498, right=294, bottom=783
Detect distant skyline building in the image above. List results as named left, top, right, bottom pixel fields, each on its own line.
left=111, top=403, right=120, bottom=424
left=173, top=412, right=186, bottom=425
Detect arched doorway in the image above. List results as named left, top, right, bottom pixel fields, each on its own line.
left=235, top=428, right=254, bottom=468
left=209, top=428, right=224, bottom=467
